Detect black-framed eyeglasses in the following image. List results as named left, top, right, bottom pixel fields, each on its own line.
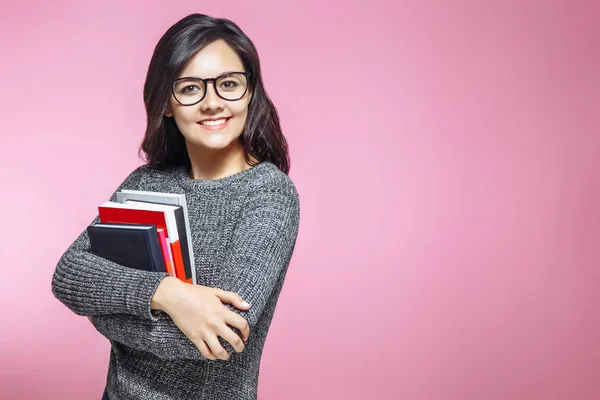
left=172, top=71, right=251, bottom=106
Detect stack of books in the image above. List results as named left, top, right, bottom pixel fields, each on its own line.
left=86, top=189, right=197, bottom=285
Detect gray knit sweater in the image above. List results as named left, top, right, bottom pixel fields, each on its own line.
left=51, top=160, right=300, bottom=400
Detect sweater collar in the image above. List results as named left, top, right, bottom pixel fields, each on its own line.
left=173, top=161, right=271, bottom=191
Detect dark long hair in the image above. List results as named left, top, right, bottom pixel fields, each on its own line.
left=139, top=13, right=290, bottom=174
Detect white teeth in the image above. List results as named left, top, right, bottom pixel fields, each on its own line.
left=200, top=118, right=228, bottom=126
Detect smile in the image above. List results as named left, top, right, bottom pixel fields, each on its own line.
left=197, top=117, right=231, bottom=130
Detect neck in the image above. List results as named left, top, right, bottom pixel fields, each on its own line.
left=184, top=139, right=256, bottom=180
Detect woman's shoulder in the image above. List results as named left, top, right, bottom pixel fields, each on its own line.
left=116, top=163, right=182, bottom=193
left=243, top=163, right=300, bottom=224
left=122, top=163, right=171, bottom=178
left=135, top=163, right=185, bottom=181
left=251, top=161, right=299, bottom=203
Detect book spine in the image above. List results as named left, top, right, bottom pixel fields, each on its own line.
left=173, top=208, right=194, bottom=284
left=170, top=240, right=190, bottom=284
left=157, top=228, right=175, bottom=277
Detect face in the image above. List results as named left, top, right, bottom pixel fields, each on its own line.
left=164, top=39, right=253, bottom=152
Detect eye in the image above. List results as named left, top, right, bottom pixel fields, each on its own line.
left=182, top=85, right=201, bottom=93
left=220, top=80, right=238, bottom=89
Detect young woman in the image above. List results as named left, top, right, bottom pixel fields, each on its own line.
left=51, top=13, right=300, bottom=400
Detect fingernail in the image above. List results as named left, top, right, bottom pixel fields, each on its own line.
left=242, top=301, right=251, bottom=307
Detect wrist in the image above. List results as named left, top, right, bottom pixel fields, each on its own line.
left=151, top=275, right=180, bottom=313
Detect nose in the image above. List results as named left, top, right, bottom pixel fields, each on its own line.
left=199, top=80, right=224, bottom=112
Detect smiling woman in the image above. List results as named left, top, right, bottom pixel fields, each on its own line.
left=51, top=13, right=300, bottom=400
left=140, top=15, right=291, bottom=180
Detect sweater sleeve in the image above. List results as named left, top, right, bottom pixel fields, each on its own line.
left=85, top=183, right=301, bottom=360
left=88, top=311, right=207, bottom=360
left=51, top=166, right=170, bottom=321
left=215, top=185, right=301, bottom=330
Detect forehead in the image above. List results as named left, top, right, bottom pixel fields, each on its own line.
left=179, top=39, right=245, bottom=78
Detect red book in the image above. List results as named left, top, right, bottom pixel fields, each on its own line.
left=98, top=201, right=188, bottom=283
left=157, top=228, right=175, bottom=276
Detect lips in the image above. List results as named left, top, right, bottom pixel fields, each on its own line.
left=197, top=117, right=231, bottom=130
left=198, top=117, right=231, bottom=124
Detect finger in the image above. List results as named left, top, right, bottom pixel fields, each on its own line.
left=205, top=334, right=230, bottom=361
left=195, top=340, right=217, bottom=361
left=214, top=289, right=251, bottom=310
left=218, top=325, right=245, bottom=353
left=225, top=312, right=250, bottom=341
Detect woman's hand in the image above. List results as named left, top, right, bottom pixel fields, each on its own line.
left=151, top=276, right=251, bottom=361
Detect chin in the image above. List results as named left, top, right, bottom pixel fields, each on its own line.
left=184, top=133, right=240, bottom=151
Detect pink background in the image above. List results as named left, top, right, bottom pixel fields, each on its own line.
left=1, top=1, right=598, bottom=399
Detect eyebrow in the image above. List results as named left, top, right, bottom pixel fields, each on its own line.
left=178, top=71, right=242, bottom=80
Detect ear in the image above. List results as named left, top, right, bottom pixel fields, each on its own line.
left=164, top=104, right=173, bottom=118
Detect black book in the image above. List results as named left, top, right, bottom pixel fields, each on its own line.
left=87, top=222, right=167, bottom=273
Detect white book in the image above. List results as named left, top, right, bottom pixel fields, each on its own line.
left=116, top=190, right=197, bottom=285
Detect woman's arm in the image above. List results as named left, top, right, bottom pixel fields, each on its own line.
left=213, top=182, right=301, bottom=331
left=51, top=165, right=171, bottom=321
left=84, top=180, right=301, bottom=359
left=88, top=310, right=208, bottom=360
left=51, top=166, right=215, bottom=360
left=88, top=276, right=250, bottom=361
